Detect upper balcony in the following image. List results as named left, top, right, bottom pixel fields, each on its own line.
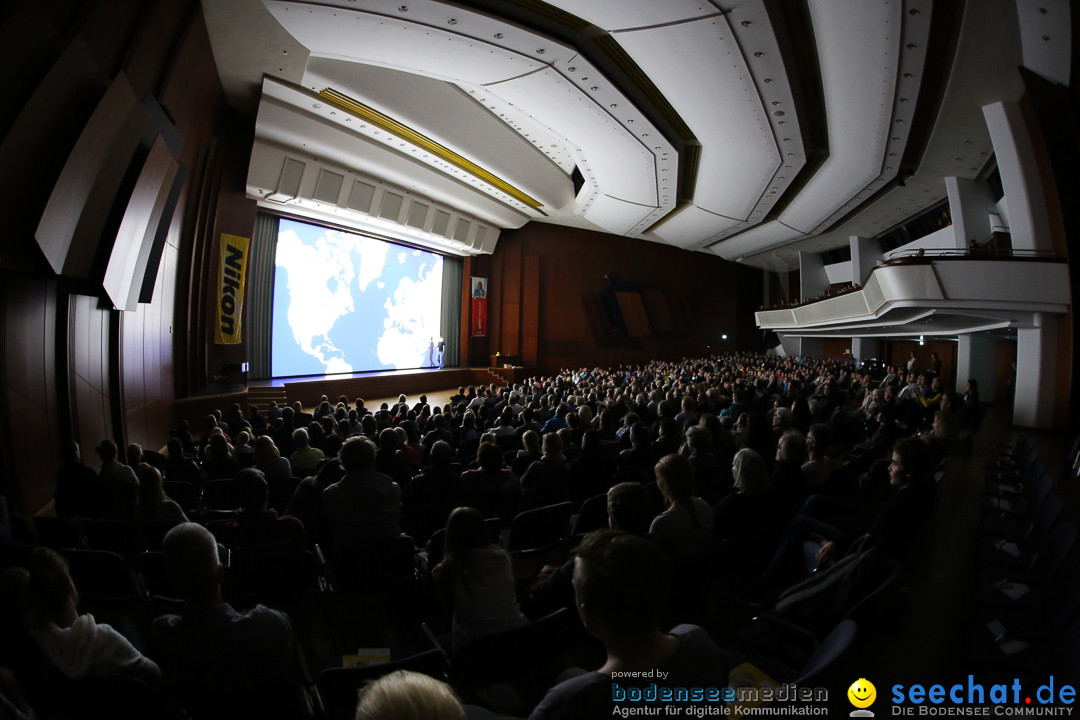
left=755, top=249, right=1070, bottom=338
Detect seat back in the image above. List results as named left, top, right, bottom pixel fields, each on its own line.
left=202, top=478, right=240, bottom=510
left=332, top=536, right=417, bottom=593
left=163, top=481, right=199, bottom=515
left=33, top=517, right=81, bottom=549
left=60, top=548, right=142, bottom=601
left=318, top=650, right=446, bottom=720
left=452, top=607, right=571, bottom=692
left=571, top=493, right=609, bottom=539
left=793, top=619, right=857, bottom=684
left=228, top=547, right=321, bottom=609
left=506, top=502, right=573, bottom=555
left=81, top=518, right=140, bottom=557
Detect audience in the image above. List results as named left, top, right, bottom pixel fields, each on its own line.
left=152, top=523, right=310, bottom=719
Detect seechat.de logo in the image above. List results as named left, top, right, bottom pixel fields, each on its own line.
left=849, top=678, right=877, bottom=717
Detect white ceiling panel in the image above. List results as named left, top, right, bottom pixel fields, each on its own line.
left=650, top=205, right=745, bottom=249
left=492, top=68, right=663, bottom=208
left=543, top=0, right=721, bottom=31
left=304, top=59, right=573, bottom=209
left=199, top=0, right=1034, bottom=262
left=616, top=15, right=781, bottom=220
left=776, top=0, right=904, bottom=234
left=583, top=195, right=657, bottom=236
left=264, top=1, right=560, bottom=85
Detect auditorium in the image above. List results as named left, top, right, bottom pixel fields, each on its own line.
left=0, top=0, right=1078, bottom=717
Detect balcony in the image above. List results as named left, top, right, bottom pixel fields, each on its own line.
left=756, top=249, right=1070, bottom=338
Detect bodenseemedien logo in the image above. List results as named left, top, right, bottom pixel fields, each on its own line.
left=849, top=678, right=877, bottom=717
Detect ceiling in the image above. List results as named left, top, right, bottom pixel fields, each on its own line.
left=201, top=0, right=1038, bottom=268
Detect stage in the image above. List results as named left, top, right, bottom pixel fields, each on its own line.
left=175, top=365, right=538, bottom=426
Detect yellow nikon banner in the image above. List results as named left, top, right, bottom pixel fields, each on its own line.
left=214, top=233, right=250, bottom=344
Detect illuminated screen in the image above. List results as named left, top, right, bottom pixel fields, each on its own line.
left=271, top=217, right=444, bottom=377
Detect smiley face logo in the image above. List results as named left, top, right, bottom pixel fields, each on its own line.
left=848, top=678, right=877, bottom=709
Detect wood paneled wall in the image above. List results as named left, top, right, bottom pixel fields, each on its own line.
left=0, top=0, right=245, bottom=514
left=481, top=224, right=759, bottom=373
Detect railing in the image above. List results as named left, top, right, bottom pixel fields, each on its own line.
left=760, top=247, right=1063, bottom=311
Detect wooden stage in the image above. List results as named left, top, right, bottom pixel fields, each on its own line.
left=174, top=366, right=538, bottom=427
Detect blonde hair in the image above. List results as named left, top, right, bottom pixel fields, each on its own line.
left=355, top=670, right=464, bottom=720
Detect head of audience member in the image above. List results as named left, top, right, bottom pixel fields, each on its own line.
left=655, top=453, right=696, bottom=507
left=572, top=530, right=671, bottom=644
left=890, top=437, right=933, bottom=489
left=166, top=437, right=185, bottom=460
left=339, top=436, right=377, bottom=474
left=62, top=439, right=82, bottom=466
left=253, top=435, right=280, bottom=463
left=428, top=440, right=454, bottom=469
left=776, top=431, right=807, bottom=466
left=95, top=439, right=119, bottom=465
left=162, top=522, right=223, bottom=608
left=24, top=547, right=78, bottom=629
left=234, top=468, right=270, bottom=514
left=292, top=427, right=310, bottom=450
left=354, top=670, right=465, bottom=720
left=541, top=431, right=565, bottom=462
left=805, top=424, right=833, bottom=460
left=442, top=506, right=492, bottom=568
left=684, top=426, right=713, bottom=455
left=475, top=442, right=503, bottom=472
left=732, top=448, right=768, bottom=500
left=136, top=464, right=169, bottom=509
left=606, top=482, right=653, bottom=537
left=126, top=443, right=143, bottom=467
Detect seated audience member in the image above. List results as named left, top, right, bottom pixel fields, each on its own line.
left=286, top=457, right=344, bottom=547
left=768, top=431, right=808, bottom=526
left=403, top=440, right=464, bottom=544
left=95, top=439, right=138, bottom=523
left=200, top=432, right=238, bottom=481
left=152, top=523, right=310, bottom=719
left=218, top=468, right=304, bottom=548
left=433, top=507, right=528, bottom=648
left=460, top=441, right=520, bottom=525
left=520, top=432, right=571, bottom=510
left=24, top=547, right=160, bottom=684
left=615, top=422, right=655, bottom=484
left=763, top=437, right=937, bottom=591
left=712, top=448, right=777, bottom=573
left=134, top=464, right=188, bottom=524
left=683, top=425, right=729, bottom=504
left=510, top=429, right=542, bottom=477
left=525, top=482, right=654, bottom=618
left=355, top=670, right=465, bottom=720
left=253, top=435, right=292, bottom=482
left=649, top=454, right=714, bottom=563
left=800, top=423, right=836, bottom=490
left=322, top=436, right=401, bottom=546
left=55, top=440, right=101, bottom=520
left=567, top=430, right=615, bottom=504
left=529, top=530, right=727, bottom=719
left=163, top=438, right=202, bottom=487
left=288, top=428, right=324, bottom=478
left=375, top=427, right=417, bottom=486
left=232, top=431, right=255, bottom=469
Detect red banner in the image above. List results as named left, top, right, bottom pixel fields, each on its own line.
left=471, top=277, right=487, bottom=337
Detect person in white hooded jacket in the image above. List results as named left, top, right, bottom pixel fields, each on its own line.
left=24, top=547, right=159, bottom=684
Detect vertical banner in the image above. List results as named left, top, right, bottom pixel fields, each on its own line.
left=214, top=233, right=250, bottom=344
left=470, top=276, right=487, bottom=337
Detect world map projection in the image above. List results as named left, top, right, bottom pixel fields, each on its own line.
left=271, top=218, right=444, bottom=377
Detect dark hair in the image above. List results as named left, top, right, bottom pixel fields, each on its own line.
left=606, top=482, right=653, bottom=536
left=573, top=530, right=671, bottom=637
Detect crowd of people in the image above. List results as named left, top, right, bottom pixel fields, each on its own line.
left=0, top=350, right=980, bottom=718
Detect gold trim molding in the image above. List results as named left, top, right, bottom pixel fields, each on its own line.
left=319, top=88, right=543, bottom=210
